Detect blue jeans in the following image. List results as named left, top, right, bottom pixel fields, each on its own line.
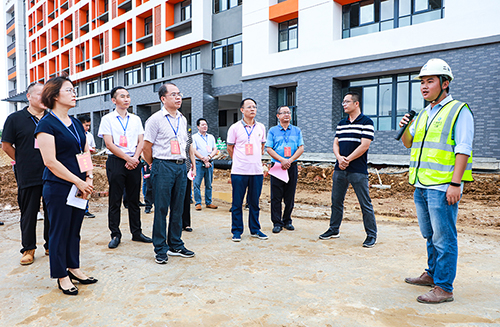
left=193, top=161, right=214, bottom=206
left=151, top=159, right=186, bottom=255
left=329, top=170, right=377, bottom=238
left=231, top=174, right=264, bottom=236
left=414, top=188, right=459, bottom=293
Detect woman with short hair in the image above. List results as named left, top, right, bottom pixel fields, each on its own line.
left=35, top=76, right=97, bottom=296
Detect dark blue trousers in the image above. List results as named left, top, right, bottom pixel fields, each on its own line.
left=230, top=174, right=264, bottom=236
left=43, top=181, right=85, bottom=279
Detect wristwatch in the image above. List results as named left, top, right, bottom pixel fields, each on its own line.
left=87, top=174, right=94, bottom=179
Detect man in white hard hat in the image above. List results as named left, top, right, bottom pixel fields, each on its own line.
left=399, top=58, right=474, bottom=304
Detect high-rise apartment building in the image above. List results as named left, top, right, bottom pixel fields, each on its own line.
left=4, top=0, right=29, bottom=113
left=20, top=0, right=500, bottom=161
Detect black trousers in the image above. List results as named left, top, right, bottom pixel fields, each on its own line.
left=270, top=163, right=298, bottom=227
left=106, top=155, right=142, bottom=239
left=182, top=179, right=191, bottom=228
left=18, top=185, right=49, bottom=253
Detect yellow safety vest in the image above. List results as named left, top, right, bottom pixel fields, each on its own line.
left=409, top=100, right=473, bottom=186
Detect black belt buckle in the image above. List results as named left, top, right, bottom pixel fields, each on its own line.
left=175, top=159, right=184, bottom=164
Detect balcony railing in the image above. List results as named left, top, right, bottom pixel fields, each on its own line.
left=8, top=66, right=16, bottom=75
left=6, top=17, right=15, bottom=29
left=7, top=42, right=16, bottom=52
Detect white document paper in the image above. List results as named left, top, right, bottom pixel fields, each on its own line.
left=66, top=184, right=88, bottom=210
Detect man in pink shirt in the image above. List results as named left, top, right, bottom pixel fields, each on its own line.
left=227, top=98, right=267, bottom=242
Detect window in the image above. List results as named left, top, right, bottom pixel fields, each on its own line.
left=125, top=66, right=141, bottom=85
left=214, top=0, right=242, bottom=14
left=278, top=19, right=298, bottom=52
left=181, top=0, right=191, bottom=21
left=145, top=61, right=164, bottom=81
left=144, top=16, right=153, bottom=35
left=181, top=48, right=201, bottom=73
left=276, top=86, right=297, bottom=125
left=212, top=35, right=242, bottom=69
left=343, top=73, right=423, bottom=131
left=342, top=0, right=443, bottom=38
left=87, top=79, right=98, bottom=95
left=101, top=75, right=113, bottom=92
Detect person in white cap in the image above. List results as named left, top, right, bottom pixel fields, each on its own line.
left=399, top=58, right=474, bottom=304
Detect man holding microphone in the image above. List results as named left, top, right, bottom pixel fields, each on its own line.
left=399, top=58, right=474, bottom=304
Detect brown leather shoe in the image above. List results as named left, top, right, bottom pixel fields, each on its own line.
left=45, top=249, right=49, bottom=256
left=206, top=204, right=218, bottom=209
left=405, top=272, right=434, bottom=286
left=20, top=249, right=35, bottom=265
left=417, top=286, right=454, bottom=304
left=195, top=204, right=202, bottom=210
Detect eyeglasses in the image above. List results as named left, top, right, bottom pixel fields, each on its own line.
left=64, top=88, right=78, bottom=96
left=167, top=92, right=183, bottom=98
left=342, top=100, right=352, bottom=105
left=279, top=111, right=292, bottom=115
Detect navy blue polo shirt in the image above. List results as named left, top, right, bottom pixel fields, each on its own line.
left=334, top=113, right=374, bottom=174
left=34, top=113, right=87, bottom=185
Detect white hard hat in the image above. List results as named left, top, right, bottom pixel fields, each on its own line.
left=415, top=58, right=454, bottom=81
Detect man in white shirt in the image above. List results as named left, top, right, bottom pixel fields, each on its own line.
left=192, top=118, right=218, bottom=211
left=143, top=83, right=196, bottom=264
left=98, top=86, right=152, bottom=249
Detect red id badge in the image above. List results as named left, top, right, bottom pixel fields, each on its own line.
left=119, top=135, right=128, bottom=147
left=171, top=139, right=181, bottom=155
left=34, top=138, right=39, bottom=149
left=76, top=152, right=93, bottom=172
left=284, top=146, right=292, bottom=157
left=206, top=145, right=212, bottom=152
left=245, top=143, right=254, bottom=155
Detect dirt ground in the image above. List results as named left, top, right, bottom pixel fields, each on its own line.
left=1, top=152, right=500, bottom=326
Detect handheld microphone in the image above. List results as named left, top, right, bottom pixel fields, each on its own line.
left=395, top=110, right=416, bottom=141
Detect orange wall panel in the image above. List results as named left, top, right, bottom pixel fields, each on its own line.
left=8, top=48, right=16, bottom=57
left=269, top=0, right=298, bottom=23
left=8, top=71, right=17, bottom=80
left=104, top=30, right=109, bottom=63
left=154, top=5, right=161, bottom=45
left=7, top=24, right=15, bottom=34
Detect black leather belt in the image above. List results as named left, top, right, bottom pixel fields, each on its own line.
left=166, top=159, right=185, bottom=164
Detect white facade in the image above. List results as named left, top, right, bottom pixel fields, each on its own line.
left=242, top=0, right=500, bottom=77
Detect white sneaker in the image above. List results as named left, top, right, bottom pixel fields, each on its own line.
left=37, top=212, right=44, bottom=220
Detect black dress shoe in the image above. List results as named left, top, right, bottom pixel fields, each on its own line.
left=68, top=270, right=98, bottom=284
left=139, top=202, right=146, bottom=207
left=57, top=279, right=78, bottom=296
left=284, top=224, right=295, bottom=231
left=183, top=227, right=193, bottom=232
left=272, top=226, right=282, bottom=233
left=0, top=221, right=5, bottom=225
left=132, top=233, right=153, bottom=243
left=84, top=212, right=95, bottom=218
left=108, top=237, right=120, bottom=249
left=145, top=207, right=152, bottom=214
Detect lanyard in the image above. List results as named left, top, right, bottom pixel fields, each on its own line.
left=282, top=126, right=290, bottom=144
left=199, top=133, right=209, bottom=144
left=117, top=115, right=129, bottom=135
left=166, top=115, right=180, bottom=137
left=244, top=124, right=256, bottom=143
left=30, top=116, right=39, bottom=127
left=50, top=112, right=83, bottom=153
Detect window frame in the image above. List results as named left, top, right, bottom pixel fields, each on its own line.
left=342, top=0, right=444, bottom=39
left=343, top=73, right=424, bottom=131
left=212, top=34, right=242, bottom=69
left=144, top=60, right=164, bottom=81
left=181, top=48, right=201, bottom=73
left=213, top=0, right=242, bottom=14
left=124, top=66, right=141, bottom=86
left=278, top=18, right=298, bottom=52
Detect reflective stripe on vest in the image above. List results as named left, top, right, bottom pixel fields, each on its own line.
left=409, top=100, right=473, bottom=186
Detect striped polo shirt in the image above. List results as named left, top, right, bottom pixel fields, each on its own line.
left=334, top=113, right=374, bottom=174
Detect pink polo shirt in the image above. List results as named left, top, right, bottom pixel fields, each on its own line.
left=227, top=120, right=266, bottom=175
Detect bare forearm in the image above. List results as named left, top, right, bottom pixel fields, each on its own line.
left=452, top=154, right=470, bottom=183
left=1, top=142, right=16, bottom=160
left=227, top=145, right=234, bottom=159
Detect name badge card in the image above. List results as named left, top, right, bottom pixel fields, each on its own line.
left=284, top=146, right=292, bottom=157
left=76, top=152, right=92, bottom=173
left=245, top=143, right=254, bottom=156
left=171, top=139, right=181, bottom=155
left=119, top=135, right=128, bottom=147
left=34, top=138, right=39, bottom=149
